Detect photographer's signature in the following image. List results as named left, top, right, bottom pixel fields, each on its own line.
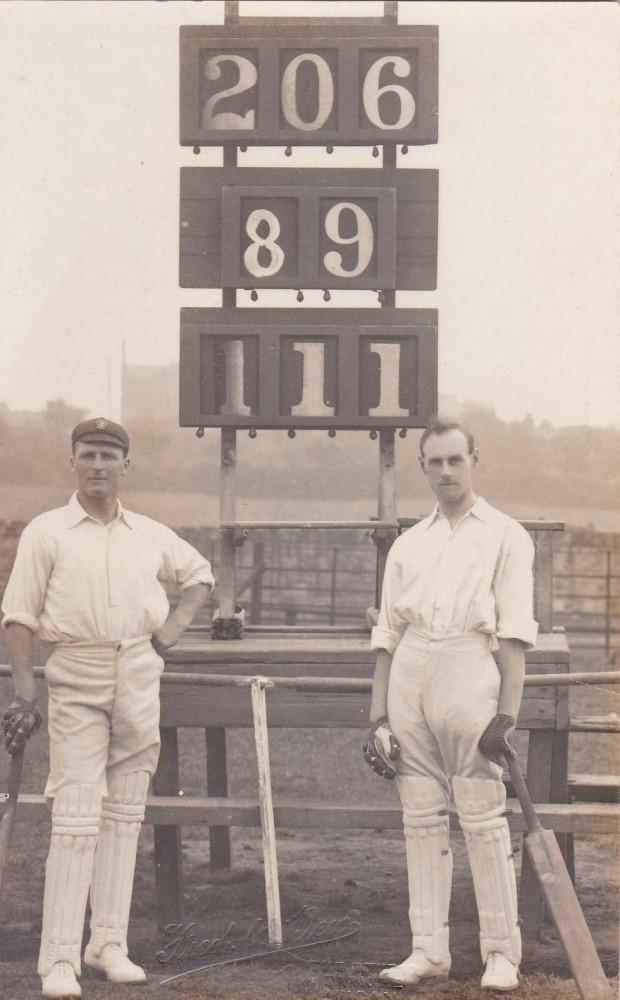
left=157, top=905, right=360, bottom=984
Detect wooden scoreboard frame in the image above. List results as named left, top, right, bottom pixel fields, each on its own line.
left=180, top=167, right=438, bottom=291
left=180, top=24, right=438, bottom=148
left=180, top=307, right=438, bottom=430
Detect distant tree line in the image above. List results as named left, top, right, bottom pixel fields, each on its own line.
left=0, top=398, right=618, bottom=511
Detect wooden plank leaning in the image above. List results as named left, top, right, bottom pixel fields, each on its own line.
left=250, top=676, right=282, bottom=946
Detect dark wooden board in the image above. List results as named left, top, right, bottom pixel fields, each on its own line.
left=179, top=167, right=438, bottom=290
left=179, top=306, right=437, bottom=429
left=180, top=25, right=438, bottom=147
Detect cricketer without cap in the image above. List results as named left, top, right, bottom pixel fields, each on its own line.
left=1, top=418, right=214, bottom=999
left=364, top=420, right=537, bottom=992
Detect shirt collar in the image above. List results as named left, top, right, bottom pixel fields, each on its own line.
left=423, top=495, right=490, bottom=529
left=66, top=491, right=134, bottom=529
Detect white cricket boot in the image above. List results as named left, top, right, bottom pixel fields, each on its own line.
left=84, top=771, right=149, bottom=983
left=481, top=951, right=520, bottom=991
left=380, top=776, right=452, bottom=985
left=453, top=776, right=522, bottom=976
left=41, top=961, right=81, bottom=998
left=37, top=784, right=101, bottom=982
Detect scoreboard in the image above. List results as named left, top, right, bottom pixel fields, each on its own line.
left=180, top=308, right=437, bottom=430
left=179, top=15, right=439, bottom=434
left=180, top=25, right=438, bottom=147
left=180, top=167, right=438, bottom=291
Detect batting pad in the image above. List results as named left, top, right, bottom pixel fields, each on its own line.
left=88, top=770, right=150, bottom=957
left=37, top=783, right=102, bottom=976
left=453, top=776, right=521, bottom=965
left=400, top=776, right=452, bottom=965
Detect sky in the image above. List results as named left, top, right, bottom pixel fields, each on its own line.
left=0, top=0, right=618, bottom=428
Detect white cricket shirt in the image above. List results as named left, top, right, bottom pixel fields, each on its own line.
left=1, top=493, right=214, bottom=643
left=371, top=497, right=538, bottom=654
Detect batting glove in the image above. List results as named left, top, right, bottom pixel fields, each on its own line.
left=2, top=697, right=43, bottom=756
left=479, top=713, right=516, bottom=764
left=363, top=716, right=401, bottom=780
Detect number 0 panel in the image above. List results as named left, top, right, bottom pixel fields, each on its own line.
left=180, top=26, right=438, bottom=146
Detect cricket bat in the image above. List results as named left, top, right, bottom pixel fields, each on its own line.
left=0, top=747, right=25, bottom=904
left=505, top=747, right=613, bottom=1000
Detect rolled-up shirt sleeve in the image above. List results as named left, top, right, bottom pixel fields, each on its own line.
left=159, top=528, right=215, bottom=592
left=494, top=524, right=538, bottom=648
left=1, top=522, right=53, bottom=632
left=370, top=542, right=406, bottom=655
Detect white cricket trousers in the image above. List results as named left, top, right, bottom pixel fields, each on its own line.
left=387, top=628, right=503, bottom=790
left=44, top=635, right=164, bottom=800
left=37, top=637, right=163, bottom=976
left=386, top=628, right=521, bottom=966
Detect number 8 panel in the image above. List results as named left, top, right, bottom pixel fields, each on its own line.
left=180, top=26, right=438, bottom=147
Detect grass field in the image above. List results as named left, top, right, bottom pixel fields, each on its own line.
left=0, top=649, right=617, bottom=1000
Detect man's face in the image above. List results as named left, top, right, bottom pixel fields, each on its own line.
left=71, top=440, right=129, bottom=500
left=419, top=429, right=478, bottom=505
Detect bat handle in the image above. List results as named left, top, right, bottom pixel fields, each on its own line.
left=504, top=745, right=542, bottom=834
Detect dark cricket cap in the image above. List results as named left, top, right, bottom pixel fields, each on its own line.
left=71, top=418, right=130, bottom=453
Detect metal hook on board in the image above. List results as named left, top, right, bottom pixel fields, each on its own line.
left=287, top=428, right=296, bottom=439
left=250, top=289, right=259, bottom=302
left=296, top=290, right=304, bottom=302
left=399, top=428, right=408, bottom=438
left=401, top=145, right=409, bottom=155
left=328, top=429, right=336, bottom=438
left=196, top=427, right=205, bottom=438
left=192, top=146, right=200, bottom=156
left=285, top=146, right=292, bottom=157
left=369, top=430, right=378, bottom=440
left=249, top=428, right=257, bottom=439
left=323, top=289, right=331, bottom=302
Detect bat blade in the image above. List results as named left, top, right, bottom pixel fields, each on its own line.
left=523, top=827, right=612, bottom=1000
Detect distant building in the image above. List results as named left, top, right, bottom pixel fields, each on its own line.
left=121, top=354, right=178, bottom=426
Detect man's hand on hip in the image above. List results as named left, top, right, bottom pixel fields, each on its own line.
left=363, top=716, right=401, bottom=780
left=150, top=627, right=181, bottom=657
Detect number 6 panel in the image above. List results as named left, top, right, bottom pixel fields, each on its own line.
left=180, top=26, right=438, bottom=147
left=180, top=167, right=438, bottom=291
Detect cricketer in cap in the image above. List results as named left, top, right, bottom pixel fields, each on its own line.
left=1, top=418, right=215, bottom=998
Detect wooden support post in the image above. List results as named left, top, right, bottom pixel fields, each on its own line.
left=206, top=727, right=231, bottom=870
left=153, top=728, right=184, bottom=929
left=219, top=426, right=237, bottom=619
left=519, top=730, right=554, bottom=938
left=249, top=540, right=266, bottom=625
left=550, top=729, right=574, bottom=880
left=250, top=676, right=282, bottom=945
left=329, top=546, right=339, bottom=625
left=534, top=530, right=554, bottom=632
left=375, top=427, right=397, bottom=606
